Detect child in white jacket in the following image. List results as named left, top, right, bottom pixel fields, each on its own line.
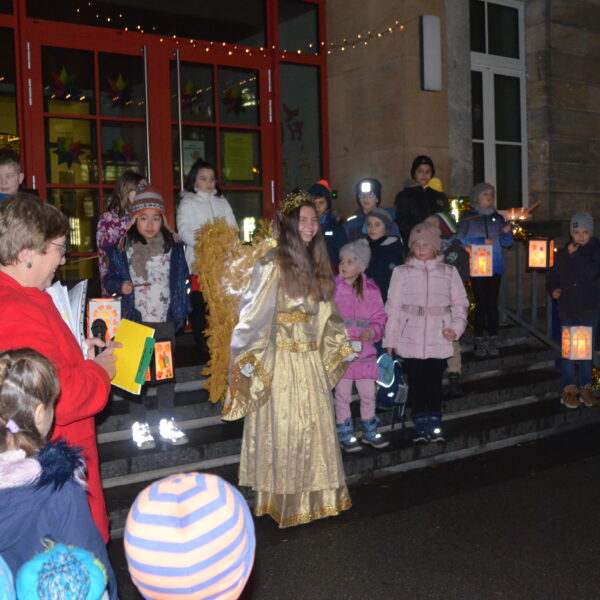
left=383, top=222, right=469, bottom=443
left=176, top=159, right=238, bottom=362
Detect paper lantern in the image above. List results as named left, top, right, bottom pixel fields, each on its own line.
left=527, top=237, right=554, bottom=270
left=469, top=244, right=493, bottom=277
left=561, top=326, right=593, bottom=360
left=87, top=298, right=121, bottom=340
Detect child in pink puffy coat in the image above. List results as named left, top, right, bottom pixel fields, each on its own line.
left=384, top=222, right=469, bottom=443
left=334, top=240, right=389, bottom=452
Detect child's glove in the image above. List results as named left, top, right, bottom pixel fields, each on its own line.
left=241, top=363, right=255, bottom=377
left=343, top=353, right=358, bottom=363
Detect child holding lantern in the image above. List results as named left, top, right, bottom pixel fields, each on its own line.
left=546, top=211, right=600, bottom=408
left=456, top=183, right=513, bottom=358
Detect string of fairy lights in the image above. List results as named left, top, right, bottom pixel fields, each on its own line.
left=72, top=1, right=409, bottom=57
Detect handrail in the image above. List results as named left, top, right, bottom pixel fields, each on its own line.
left=498, top=241, right=559, bottom=351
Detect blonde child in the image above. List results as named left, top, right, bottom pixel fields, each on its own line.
left=96, top=170, right=147, bottom=296
left=334, top=240, right=388, bottom=452
left=0, top=148, right=24, bottom=200
left=0, top=348, right=117, bottom=599
left=105, top=186, right=191, bottom=450
left=384, top=222, right=469, bottom=443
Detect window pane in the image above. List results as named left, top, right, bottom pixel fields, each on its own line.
left=280, top=63, right=321, bottom=191
left=170, top=62, right=214, bottom=124
left=220, top=130, right=261, bottom=186
left=279, top=0, right=319, bottom=55
left=488, top=2, right=519, bottom=58
left=27, top=0, right=265, bottom=47
left=99, top=52, right=146, bottom=118
left=51, top=188, right=99, bottom=287
left=470, top=0, right=485, bottom=53
left=226, top=190, right=263, bottom=234
left=473, top=142, right=484, bottom=186
left=100, top=121, right=147, bottom=184
left=471, top=71, right=483, bottom=140
left=172, top=125, right=217, bottom=186
left=495, top=144, right=521, bottom=209
left=46, top=118, right=97, bottom=184
left=0, top=1, right=12, bottom=14
left=0, top=28, right=18, bottom=149
left=42, top=47, right=95, bottom=116
left=494, top=74, right=521, bottom=143
left=218, top=67, right=259, bottom=126
left=48, top=188, right=99, bottom=254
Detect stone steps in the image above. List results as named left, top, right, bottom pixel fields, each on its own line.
left=97, top=329, right=599, bottom=539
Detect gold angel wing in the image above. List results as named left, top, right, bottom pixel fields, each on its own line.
left=195, top=218, right=275, bottom=403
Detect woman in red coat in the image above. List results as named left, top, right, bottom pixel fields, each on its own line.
left=0, top=193, right=117, bottom=542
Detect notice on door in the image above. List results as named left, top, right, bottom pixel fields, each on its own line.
left=223, top=132, right=254, bottom=181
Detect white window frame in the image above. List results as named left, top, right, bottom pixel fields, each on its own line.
left=470, top=0, right=528, bottom=207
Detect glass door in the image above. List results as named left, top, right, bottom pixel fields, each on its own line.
left=170, top=53, right=271, bottom=239
left=25, top=27, right=150, bottom=288
left=23, top=18, right=276, bottom=288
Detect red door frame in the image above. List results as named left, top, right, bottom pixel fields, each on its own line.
left=8, top=0, right=328, bottom=224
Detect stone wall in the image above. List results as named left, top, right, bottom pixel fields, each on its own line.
left=526, top=0, right=600, bottom=226
left=325, top=0, right=450, bottom=218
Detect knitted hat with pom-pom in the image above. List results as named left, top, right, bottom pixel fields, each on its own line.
left=15, top=543, right=107, bottom=600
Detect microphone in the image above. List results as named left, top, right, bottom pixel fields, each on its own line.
left=91, top=318, right=108, bottom=357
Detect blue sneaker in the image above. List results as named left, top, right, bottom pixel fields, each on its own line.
left=336, top=418, right=362, bottom=453
left=427, top=412, right=445, bottom=443
left=361, top=416, right=389, bottom=448
left=412, top=413, right=429, bottom=443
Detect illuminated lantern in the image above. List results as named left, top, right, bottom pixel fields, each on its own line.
left=87, top=298, right=121, bottom=340
left=469, top=244, right=493, bottom=277
left=527, top=237, right=554, bottom=270
left=561, top=326, right=593, bottom=360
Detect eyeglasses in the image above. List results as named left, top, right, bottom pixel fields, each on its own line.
left=49, top=241, right=68, bottom=257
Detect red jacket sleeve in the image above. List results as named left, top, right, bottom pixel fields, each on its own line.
left=1, top=299, right=111, bottom=428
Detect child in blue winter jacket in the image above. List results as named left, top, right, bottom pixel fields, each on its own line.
left=456, top=183, right=513, bottom=357
left=0, top=349, right=118, bottom=600
left=105, top=186, right=191, bottom=451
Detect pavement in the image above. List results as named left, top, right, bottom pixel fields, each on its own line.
left=109, top=422, right=600, bottom=600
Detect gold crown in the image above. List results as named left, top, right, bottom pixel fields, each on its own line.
left=279, top=190, right=314, bottom=217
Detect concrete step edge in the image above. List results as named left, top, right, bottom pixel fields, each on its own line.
left=101, top=392, right=557, bottom=490
left=108, top=409, right=600, bottom=540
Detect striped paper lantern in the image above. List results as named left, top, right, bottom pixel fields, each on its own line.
left=124, top=473, right=255, bottom=600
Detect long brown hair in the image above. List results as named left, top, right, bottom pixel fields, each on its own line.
left=276, top=203, right=334, bottom=301
left=0, top=349, right=60, bottom=456
left=106, top=171, right=146, bottom=216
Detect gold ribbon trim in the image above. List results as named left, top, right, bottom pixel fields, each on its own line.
left=276, top=340, right=318, bottom=353
left=324, top=343, right=355, bottom=373
left=223, top=352, right=272, bottom=417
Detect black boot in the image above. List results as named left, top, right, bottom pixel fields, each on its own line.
left=446, top=372, right=463, bottom=398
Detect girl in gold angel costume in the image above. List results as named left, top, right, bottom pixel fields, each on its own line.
left=222, top=191, right=355, bottom=527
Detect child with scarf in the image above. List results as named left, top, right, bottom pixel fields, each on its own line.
left=105, top=186, right=191, bottom=450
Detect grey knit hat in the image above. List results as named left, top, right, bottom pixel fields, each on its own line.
left=470, top=182, right=495, bottom=206
left=366, top=207, right=393, bottom=234
left=339, top=239, right=371, bottom=272
left=570, top=211, right=593, bottom=234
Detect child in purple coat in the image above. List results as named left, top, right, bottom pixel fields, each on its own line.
left=334, top=240, right=389, bottom=452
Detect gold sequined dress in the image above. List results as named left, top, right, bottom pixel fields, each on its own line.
left=222, top=251, right=353, bottom=527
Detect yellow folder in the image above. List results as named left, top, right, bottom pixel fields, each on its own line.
left=111, top=319, right=156, bottom=395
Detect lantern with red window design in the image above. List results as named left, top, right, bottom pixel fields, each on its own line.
left=561, top=326, right=593, bottom=360
left=527, top=237, right=554, bottom=270
left=469, top=244, right=493, bottom=277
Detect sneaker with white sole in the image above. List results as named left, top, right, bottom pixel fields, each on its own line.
left=158, top=418, right=189, bottom=445
left=132, top=421, right=155, bottom=450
